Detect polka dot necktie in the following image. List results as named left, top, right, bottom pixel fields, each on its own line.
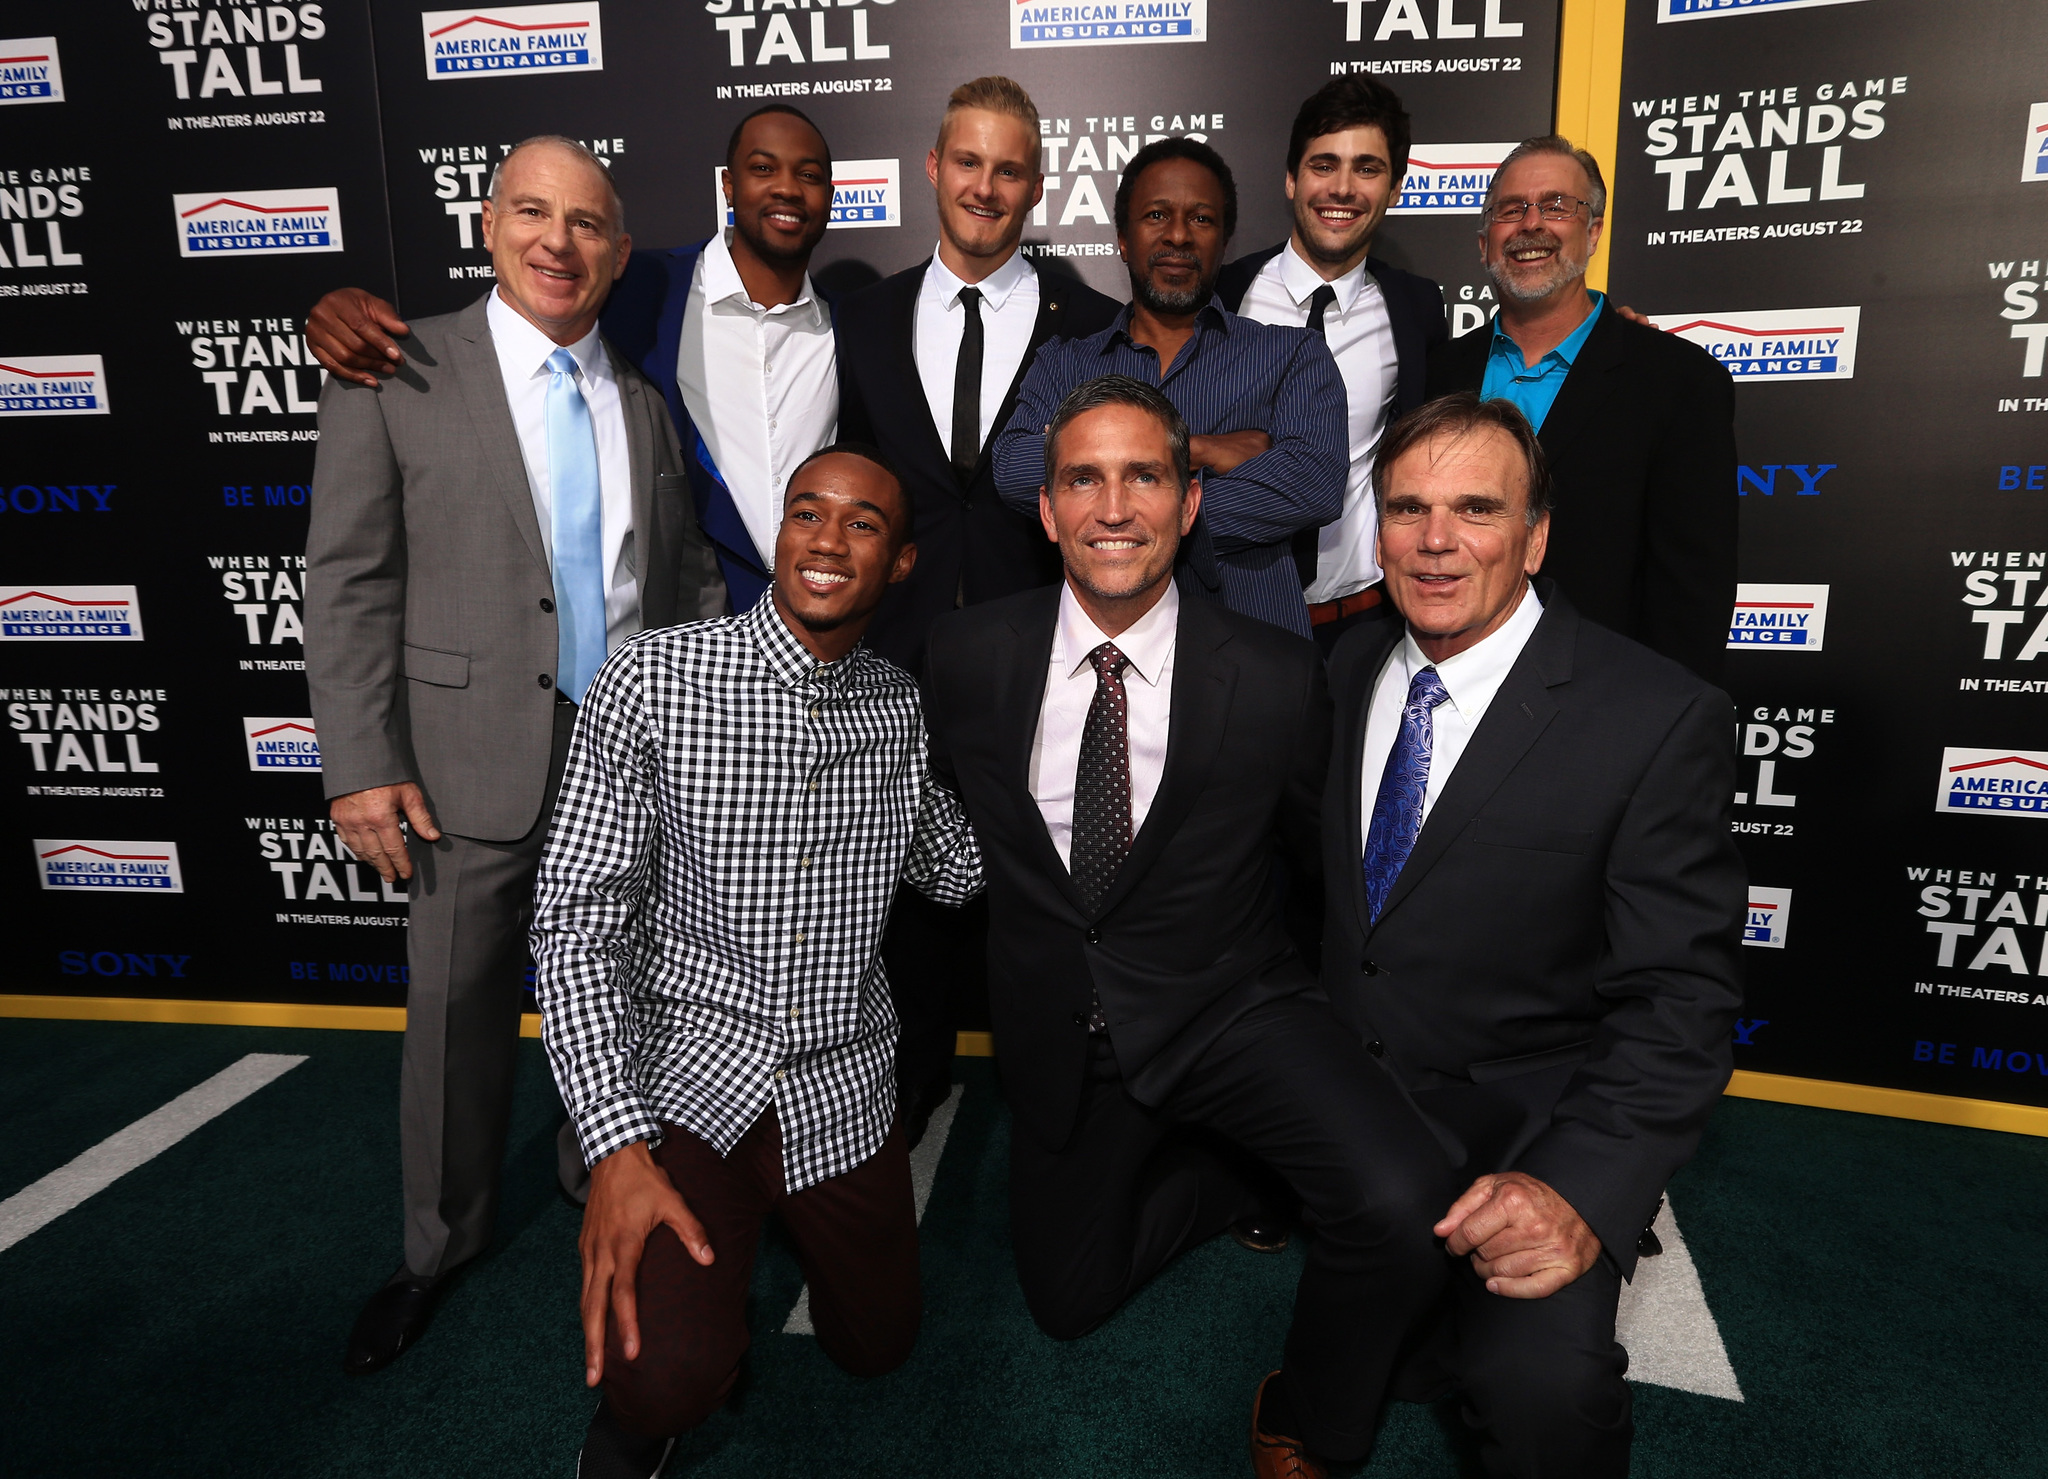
left=1071, top=642, right=1132, bottom=909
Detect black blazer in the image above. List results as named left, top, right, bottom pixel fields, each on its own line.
left=1427, top=303, right=1736, bottom=685
left=927, top=586, right=1330, bottom=1151
left=835, top=261, right=1122, bottom=675
left=1321, top=584, right=1744, bottom=1276
left=1215, top=244, right=1448, bottom=422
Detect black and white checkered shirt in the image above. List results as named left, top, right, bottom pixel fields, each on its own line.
left=531, top=598, right=983, bottom=1192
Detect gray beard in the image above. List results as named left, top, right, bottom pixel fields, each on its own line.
left=1486, top=236, right=1589, bottom=303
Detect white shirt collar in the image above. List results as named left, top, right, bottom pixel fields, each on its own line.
left=701, top=228, right=822, bottom=321
left=923, top=244, right=1034, bottom=314
left=1052, top=578, right=1180, bottom=688
left=1399, top=582, right=1544, bottom=717
left=1279, top=239, right=1374, bottom=316
left=486, top=288, right=606, bottom=381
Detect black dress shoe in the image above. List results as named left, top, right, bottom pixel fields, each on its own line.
left=578, top=1399, right=676, bottom=1479
left=1231, top=1216, right=1292, bottom=1254
left=343, top=1270, right=439, bottom=1375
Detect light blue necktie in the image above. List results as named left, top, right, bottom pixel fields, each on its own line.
left=1362, top=667, right=1450, bottom=923
left=545, top=347, right=606, bottom=705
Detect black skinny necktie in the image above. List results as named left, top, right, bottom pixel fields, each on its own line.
left=951, top=286, right=985, bottom=483
left=1305, top=283, right=1338, bottom=338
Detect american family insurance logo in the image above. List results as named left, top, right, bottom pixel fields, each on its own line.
left=173, top=190, right=343, bottom=258
left=715, top=160, right=900, bottom=232
left=1659, top=0, right=1868, bottom=19
left=1936, top=748, right=2048, bottom=820
left=36, top=839, right=185, bottom=893
left=1010, top=0, right=1205, bottom=48
left=1649, top=307, right=1859, bottom=381
left=1743, top=886, right=1792, bottom=948
left=1390, top=146, right=1515, bottom=216
left=421, top=4, right=604, bottom=77
left=244, top=717, right=320, bottom=771
left=1, top=586, right=143, bottom=641
left=0, top=37, right=62, bottom=103
left=1728, top=584, right=1829, bottom=651
left=0, top=356, right=108, bottom=416
left=2024, top=104, right=2048, bottom=185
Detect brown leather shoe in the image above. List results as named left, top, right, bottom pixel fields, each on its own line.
left=1250, top=1371, right=1327, bottom=1479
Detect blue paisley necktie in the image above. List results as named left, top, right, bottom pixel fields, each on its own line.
left=1361, top=666, right=1450, bottom=923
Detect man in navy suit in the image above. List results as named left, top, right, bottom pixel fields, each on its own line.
left=1214, top=76, right=1448, bottom=655
left=307, top=104, right=839, bottom=616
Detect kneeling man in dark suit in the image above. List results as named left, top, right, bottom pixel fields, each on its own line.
left=926, top=375, right=1451, bottom=1475
left=1325, top=392, right=1745, bottom=1477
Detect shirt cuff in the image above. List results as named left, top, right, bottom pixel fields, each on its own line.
left=573, top=1091, right=665, bottom=1168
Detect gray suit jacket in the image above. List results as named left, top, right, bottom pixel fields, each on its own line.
left=307, top=291, right=726, bottom=841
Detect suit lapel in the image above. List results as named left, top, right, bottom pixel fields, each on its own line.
left=1339, top=619, right=1405, bottom=938
left=1366, top=257, right=1427, bottom=416
left=1089, top=596, right=1235, bottom=919
left=997, top=590, right=1085, bottom=910
left=1533, top=303, right=1624, bottom=474
left=1371, top=596, right=1575, bottom=930
left=886, top=261, right=955, bottom=480
left=613, top=339, right=655, bottom=585
left=449, top=296, right=550, bottom=579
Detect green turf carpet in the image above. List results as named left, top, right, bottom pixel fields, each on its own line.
left=2, top=1018, right=2045, bottom=1477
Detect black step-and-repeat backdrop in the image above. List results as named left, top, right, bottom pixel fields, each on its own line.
left=1608, top=0, right=2048, bottom=1109
left=7, top=1, right=2041, bottom=1115
left=1, top=0, right=1557, bottom=1017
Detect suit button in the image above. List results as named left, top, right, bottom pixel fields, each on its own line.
left=537, top=674, right=553, bottom=690
left=1367, top=1039, right=1385, bottom=1058
left=1361, top=959, right=1379, bottom=976
left=1085, top=927, right=1101, bottom=944
left=539, top=597, right=554, bottom=614
left=1072, top=1011, right=1088, bottom=1027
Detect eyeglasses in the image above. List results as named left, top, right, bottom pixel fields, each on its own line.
left=1486, top=194, right=1589, bottom=225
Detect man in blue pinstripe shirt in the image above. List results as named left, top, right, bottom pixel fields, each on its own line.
left=992, top=137, right=1349, bottom=639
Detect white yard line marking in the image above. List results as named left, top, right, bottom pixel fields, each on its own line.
left=0, top=1053, right=307, bottom=1255
left=784, top=1083, right=963, bottom=1336
left=1615, top=1195, right=1744, bottom=1401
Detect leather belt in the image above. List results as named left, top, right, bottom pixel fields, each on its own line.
left=1307, top=586, right=1383, bottom=628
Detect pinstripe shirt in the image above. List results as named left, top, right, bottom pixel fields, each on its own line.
left=991, top=297, right=1348, bottom=638
left=531, top=597, right=983, bottom=1191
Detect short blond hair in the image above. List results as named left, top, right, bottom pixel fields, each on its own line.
left=938, top=76, right=1041, bottom=170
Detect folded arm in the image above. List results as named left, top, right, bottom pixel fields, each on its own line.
left=1198, top=333, right=1348, bottom=551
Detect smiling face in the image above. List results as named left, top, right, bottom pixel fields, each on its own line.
left=770, top=453, right=916, bottom=650
left=1480, top=152, right=1603, bottom=306
left=1118, top=157, right=1230, bottom=315
left=1040, top=402, right=1200, bottom=617
left=1286, top=124, right=1396, bottom=273
left=724, top=111, right=833, bottom=270
left=1376, top=425, right=1548, bottom=660
left=927, top=107, right=1043, bottom=268
left=480, top=143, right=630, bottom=344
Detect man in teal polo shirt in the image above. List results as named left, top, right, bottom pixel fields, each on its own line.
left=1425, top=136, right=1735, bottom=683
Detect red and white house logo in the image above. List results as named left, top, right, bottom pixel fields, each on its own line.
left=1390, top=145, right=1517, bottom=215
left=2025, top=103, right=2048, bottom=185
left=35, top=839, right=184, bottom=892
left=0, top=357, right=108, bottom=417
left=0, top=585, right=142, bottom=641
left=1935, top=748, right=2048, bottom=819
left=1649, top=308, right=1860, bottom=382
left=1728, top=583, right=1829, bottom=651
left=172, top=189, right=343, bottom=258
left=243, top=717, right=320, bottom=772
left=420, top=4, right=604, bottom=78
left=1744, top=886, right=1792, bottom=948
left=0, top=36, right=62, bottom=104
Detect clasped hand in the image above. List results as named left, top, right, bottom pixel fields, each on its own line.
left=1434, top=1170, right=1602, bottom=1299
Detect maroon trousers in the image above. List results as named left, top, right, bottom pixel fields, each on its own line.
left=603, top=1109, right=922, bottom=1439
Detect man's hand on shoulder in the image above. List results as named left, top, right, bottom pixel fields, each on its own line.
left=1188, top=429, right=1272, bottom=476
left=330, top=783, right=440, bottom=882
left=308, top=288, right=411, bottom=387
left=1435, top=1170, right=1602, bottom=1299
left=579, top=1140, right=714, bottom=1386
left=1613, top=303, right=1664, bottom=331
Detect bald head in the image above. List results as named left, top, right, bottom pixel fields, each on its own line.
left=480, top=135, right=633, bottom=346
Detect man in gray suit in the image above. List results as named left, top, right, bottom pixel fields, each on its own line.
left=307, top=136, right=725, bottom=1375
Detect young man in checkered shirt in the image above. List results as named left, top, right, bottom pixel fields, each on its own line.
left=530, top=442, right=982, bottom=1479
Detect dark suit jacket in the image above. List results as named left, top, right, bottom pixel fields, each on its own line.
left=1321, top=584, right=1743, bottom=1276
left=834, top=260, right=1121, bottom=674
left=927, top=586, right=1330, bottom=1151
left=1427, top=303, right=1736, bottom=684
left=1216, top=244, right=1447, bottom=422
left=602, top=238, right=843, bottom=615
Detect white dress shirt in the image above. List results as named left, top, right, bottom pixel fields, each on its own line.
left=914, top=246, right=1039, bottom=459
left=1237, top=242, right=1397, bottom=603
left=1029, top=580, right=1180, bottom=869
left=487, top=290, right=639, bottom=650
left=1360, top=586, right=1544, bottom=842
left=676, top=230, right=838, bottom=569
